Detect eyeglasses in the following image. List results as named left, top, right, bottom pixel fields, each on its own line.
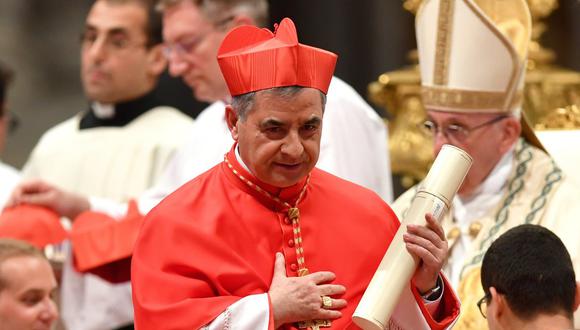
left=477, top=293, right=490, bottom=319
left=419, top=115, right=509, bottom=142
left=162, top=15, right=234, bottom=61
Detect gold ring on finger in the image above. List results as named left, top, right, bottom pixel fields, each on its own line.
left=321, top=295, right=332, bottom=309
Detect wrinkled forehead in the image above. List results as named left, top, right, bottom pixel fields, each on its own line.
left=161, top=1, right=211, bottom=40
left=426, top=109, right=499, bottom=124
left=259, top=87, right=324, bottom=108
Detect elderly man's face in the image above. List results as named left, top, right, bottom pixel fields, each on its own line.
left=162, top=1, right=231, bottom=103
left=81, top=0, right=163, bottom=104
left=426, top=111, right=518, bottom=197
left=233, top=88, right=323, bottom=187
left=0, top=256, right=58, bottom=330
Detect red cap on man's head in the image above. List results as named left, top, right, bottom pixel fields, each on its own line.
left=217, top=18, right=337, bottom=96
left=0, top=205, right=67, bottom=248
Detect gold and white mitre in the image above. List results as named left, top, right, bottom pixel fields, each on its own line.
left=405, top=5, right=580, bottom=330
left=415, top=0, right=544, bottom=150
left=416, top=0, right=530, bottom=113
left=415, top=0, right=546, bottom=149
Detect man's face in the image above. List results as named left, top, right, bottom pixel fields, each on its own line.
left=81, top=1, right=160, bottom=104
left=162, top=1, right=231, bottom=103
left=426, top=111, right=513, bottom=196
left=233, top=88, right=323, bottom=188
left=0, top=256, right=58, bottom=330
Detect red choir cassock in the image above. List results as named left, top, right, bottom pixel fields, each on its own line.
left=131, top=17, right=460, bottom=329
left=131, top=146, right=460, bottom=329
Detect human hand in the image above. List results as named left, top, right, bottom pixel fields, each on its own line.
left=7, top=179, right=90, bottom=220
left=268, top=253, right=346, bottom=328
left=403, top=213, right=448, bottom=294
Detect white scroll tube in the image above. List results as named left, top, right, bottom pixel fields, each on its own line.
left=352, top=144, right=472, bottom=330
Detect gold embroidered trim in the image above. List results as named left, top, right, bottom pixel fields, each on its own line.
left=421, top=86, right=523, bottom=112
left=434, top=0, right=455, bottom=85
left=461, top=0, right=522, bottom=111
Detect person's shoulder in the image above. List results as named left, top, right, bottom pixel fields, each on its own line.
left=325, top=76, right=383, bottom=124
left=326, top=76, right=372, bottom=109
left=0, top=162, right=20, bottom=181
left=34, top=115, right=82, bottom=146
left=327, top=76, right=357, bottom=96
left=130, top=106, right=194, bottom=128
left=146, top=164, right=222, bottom=218
left=311, top=169, right=399, bottom=224
left=391, top=184, right=420, bottom=218
left=311, top=168, right=386, bottom=205
left=194, top=101, right=226, bottom=124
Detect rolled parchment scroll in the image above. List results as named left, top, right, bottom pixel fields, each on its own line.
left=352, top=144, right=472, bottom=330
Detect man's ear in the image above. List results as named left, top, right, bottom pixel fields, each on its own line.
left=574, top=281, right=580, bottom=311
left=499, top=117, right=521, bottom=154
left=225, top=105, right=239, bottom=141
left=146, top=44, right=167, bottom=77
left=490, top=287, right=506, bottom=320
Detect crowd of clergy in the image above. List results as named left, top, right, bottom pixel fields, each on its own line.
left=0, top=0, right=578, bottom=330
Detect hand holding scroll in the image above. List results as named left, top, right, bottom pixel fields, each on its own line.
left=404, top=213, right=448, bottom=294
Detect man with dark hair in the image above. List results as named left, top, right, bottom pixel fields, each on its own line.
left=479, top=224, right=580, bottom=330
left=0, top=62, right=20, bottom=210
left=12, top=0, right=194, bottom=329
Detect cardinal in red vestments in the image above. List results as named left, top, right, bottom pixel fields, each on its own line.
left=131, top=18, right=460, bottom=330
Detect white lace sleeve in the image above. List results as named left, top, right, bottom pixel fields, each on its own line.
left=202, top=293, right=270, bottom=330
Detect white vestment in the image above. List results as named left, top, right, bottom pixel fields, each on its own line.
left=23, top=106, right=194, bottom=330
left=393, top=140, right=580, bottom=329
left=0, top=162, right=20, bottom=211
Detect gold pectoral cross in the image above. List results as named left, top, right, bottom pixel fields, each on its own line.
left=297, top=319, right=332, bottom=329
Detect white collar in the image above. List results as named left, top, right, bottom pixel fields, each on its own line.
left=235, top=145, right=251, bottom=173
left=91, top=102, right=115, bottom=119
left=453, top=144, right=515, bottom=224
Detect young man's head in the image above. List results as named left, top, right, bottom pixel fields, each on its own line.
left=81, top=0, right=166, bottom=104
left=0, top=239, right=58, bottom=330
left=415, top=0, right=537, bottom=197
left=0, top=62, right=14, bottom=155
left=480, top=224, right=580, bottom=330
left=159, top=0, right=268, bottom=102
